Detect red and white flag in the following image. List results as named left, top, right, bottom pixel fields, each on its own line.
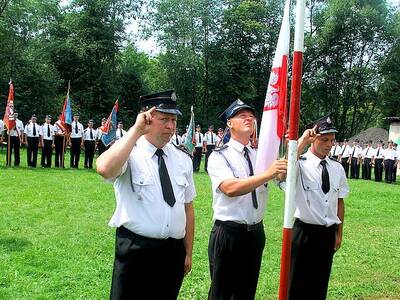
left=3, top=80, right=16, bottom=130
left=255, top=0, right=290, bottom=175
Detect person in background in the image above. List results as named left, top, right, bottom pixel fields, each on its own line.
left=83, top=120, right=97, bottom=169
left=40, top=115, right=55, bottom=168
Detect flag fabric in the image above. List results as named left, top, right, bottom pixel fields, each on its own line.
left=3, top=80, right=16, bottom=130
left=101, top=100, right=119, bottom=147
left=184, top=106, right=195, bottom=153
left=255, top=0, right=290, bottom=175
left=59, top=89, right=73, bottom=132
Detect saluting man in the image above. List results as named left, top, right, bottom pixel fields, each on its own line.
left=83, top=120, right=97, bottom=169
left=40, top=115, right=55, bottom=168
left=70, top=113, right=84, bottom=168
left=24, top=114, right=41, bottom=167
left=96, top=90, right=195, bottom=300
left=207, top=99, right=287, bottom=300
left=289, top=115, right=349, bottom=300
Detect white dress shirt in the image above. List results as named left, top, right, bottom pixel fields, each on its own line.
left=115, top=128, right=127, bottom=140
left=9, top=119, right=24, bottom=137
left=294, top=150, right=349, bottom=226
left=362, top=146, right=374, bottom=159
left=170, top=134, right=182, bottom=146
left=24, top=123, right=41, bottom=137
left=350, top=145, right=362, bottom=158
left=330, top=145, right=342, bottom=157
left=208, top=138, right=268, bottom=225
left=373, top=147, right=385, bottom=159
left=383, top=148, right=397, bottom=160
left=340, top=144, right=351, bottom=158
left=204, top=131, right=217, bottom=146
left=70, top=121, right=84, bottom=138
left=0, top=120, right=3, bottom=135
left=194, top=132, right=203, bottom=147
left=108, top=136, right=196, bottom=239
left=41, top=123, right=56, bottom=140
left=83, top=127, right=97, bottom=141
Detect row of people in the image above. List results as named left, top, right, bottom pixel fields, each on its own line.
left=330, top=139, right=399, bottom=184
left=96, top=90, right=348, bottom=300
left=0, top=113, right=127, bottom=169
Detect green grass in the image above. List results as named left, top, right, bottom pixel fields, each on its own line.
left=0, top=147, right=399, bottom=299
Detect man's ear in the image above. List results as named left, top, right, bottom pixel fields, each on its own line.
left=227, top=120, right=232, bottom=128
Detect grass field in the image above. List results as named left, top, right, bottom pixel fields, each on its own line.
left=0, top=148, right=399, bottom=299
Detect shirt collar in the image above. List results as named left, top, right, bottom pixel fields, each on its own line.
left=305, top=149, right=330, bottom=168
left=228, top=138, right=251, bottom=153
left=139, top=136, right=171, bottom=158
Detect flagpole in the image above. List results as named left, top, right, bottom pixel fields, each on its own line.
left=278, top=0, right=306, bottom=299
left=7, top=132, right=11, bottom=166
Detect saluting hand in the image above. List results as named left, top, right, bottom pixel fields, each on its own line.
left=133, top=106, right=157, bottom=136
left=300, top=125, right=320, bottom=145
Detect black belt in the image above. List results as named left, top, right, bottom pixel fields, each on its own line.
left=294, top=219, right=337, bottom=233
left=215, top=220, right=263, bottom=232
left=119, top=226, right=183, bottom=245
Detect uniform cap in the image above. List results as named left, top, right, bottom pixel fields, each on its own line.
left=89, top=119, right=94, bottom=123
left=139, top=90, right=182, bottom=116
left=31, top=114, right=37, bottom=119
left=46, top=115, right=52, bottom=119
left=306, top=114, right=338, bottom=135
left=219, top=99, right=256, bottom=123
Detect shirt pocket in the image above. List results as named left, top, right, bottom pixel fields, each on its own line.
left=131, top=172, right=155, bottom=201
left=174, top=175, right=189, bottom=203
left=302, top=179, right=319, bottom=207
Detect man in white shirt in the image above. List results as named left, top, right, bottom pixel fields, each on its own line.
left=207, top=99, right=287, bottom=300
left=40, top=115, right=55, bottom=168
left=372, top=140, right=384, bottom=182
left=289, top=115, right=349, bottom=300
left=383, top=141, right=397, bottom=184
left=70, top=113, right=84, bottom=168
left=96, top=90, right=195, bottom=300
left=115, top=121, right=127, bottom=140
left=361, top=140, right=374, bottom=180
left=6, top=111, right=24, bottom=166
left=83, top=120, right=97, bottom=169
left=96, top=117, right=109, bottom=156
left=54, top=113, right=67, bottom=168
left=193, top=124, right=203, bottom=172
left=329, top=140, right=341, bottom=160
left=338, top=139, right=351, bottom=178
left=0, top=118, right=4, bottom=146
left=216, top=127, right=224, bottom=147
left=24, top=114, right=42, bottom=167
left=170, top=128, right=182, bottom=146
left=349, top=139, right=362, bottom=179
left=203, top=125, right=217, bottom=173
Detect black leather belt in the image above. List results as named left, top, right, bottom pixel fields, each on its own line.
left=215, top=220, right=263, bottom=232
left=294, top=219, right=337, bottom=233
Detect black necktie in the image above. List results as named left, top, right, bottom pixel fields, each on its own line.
left=243, top=147, right=258, bottom=209
left=352, top=147, right=355, bottom=156
left=366, top=148, right=369, bottom=156
left=90, top=129, right=93, bottom=140
left=341, top=145, right=346, bottom=155
left=155, top=149, right=176, bottom=207
left=175, top=134, right=178, bottom=145
left=333, top=145, right=337, bottom=155
left=33, top=124, right=36, bottom=136
left=47, top=124, right=50, bottom=137
left=320, top=160, right=330, bottom=194
left=75, top=123, right=78, bottom=134
left=120, top=129, right=123, bottom=137
left=198, top=133, right=201, bottom=144
left=377, top=148, right=380, bottom=157
left=211, top=133, right=213, bottom=144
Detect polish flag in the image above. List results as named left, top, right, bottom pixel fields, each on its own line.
left=255, top=0, right=290, bottom=175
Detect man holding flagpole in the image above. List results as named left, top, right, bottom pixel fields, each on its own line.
left=207, top=99, right=287, bottom=300
left=288, top=115, right=349, bottom=300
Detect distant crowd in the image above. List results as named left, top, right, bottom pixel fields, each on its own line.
left=329, top=139, right=399, bottom=184
left=1, top=113, right=398, bottom=186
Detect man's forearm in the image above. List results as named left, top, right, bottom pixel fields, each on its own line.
left=184, top=203, right=194, bottom=256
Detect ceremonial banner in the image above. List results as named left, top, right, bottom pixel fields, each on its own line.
left=3, top=80, right=16, bottom=130
left=184, top=106, right=195, bottom=153
left=255, top=0, right=290, bottom=175
left=101, top=100, right=119, bottom=147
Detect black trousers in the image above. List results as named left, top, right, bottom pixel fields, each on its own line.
left=84, top=140, right=96, bottom=168
left=41, top=139, right=53, bottom=167
left=208, top=220, right=265, bottom=300
left=193, top=147, right=202, bottom=172
left=362, top=158, right=372, bottom=180
left=110, top=226, right=185, bottom=300
left=27, top=137, right=39, bottom=167
left=341, top=158, right=349, bottom=178
left=98, top=140, right=109, bottom=156
left=350, top=157, right=359, bottom=179
left=205, top=145, right=215, bottom=172
left=384, top=159, right=395, bottom=183
left=374, top=158, right=384, bottom=182
left=54, top=135, right=65, bottom=167
left=6, top=135, right=20, bottom=166
left=393, top=164, right=397, bottom=183
left=70, top=138, right=81, bottom=168
left=288, top=219, right=337, bottom=300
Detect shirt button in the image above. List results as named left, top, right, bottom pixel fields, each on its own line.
left=139, top=180, right=143, bottom=184
left=325, top=200, right=328, bottom=203
left=325, top=215, right=327, bottom=218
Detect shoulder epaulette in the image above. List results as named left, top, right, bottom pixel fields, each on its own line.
left=329, top=157, right=340, bottom=163
left=213, top=145, right=229, bottom=152
left=299, top=155, right=307, bottom=160
left=173, top=144, right=192, bottom=158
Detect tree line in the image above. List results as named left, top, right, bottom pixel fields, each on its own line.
left=0, top=0, right=398, bottom=140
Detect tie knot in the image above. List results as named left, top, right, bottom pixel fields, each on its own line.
left=320, top=160, right=327, bottom=166
left=155, top=149, right=164, bottom=157
left=243, top=147, right=250, bottom=155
